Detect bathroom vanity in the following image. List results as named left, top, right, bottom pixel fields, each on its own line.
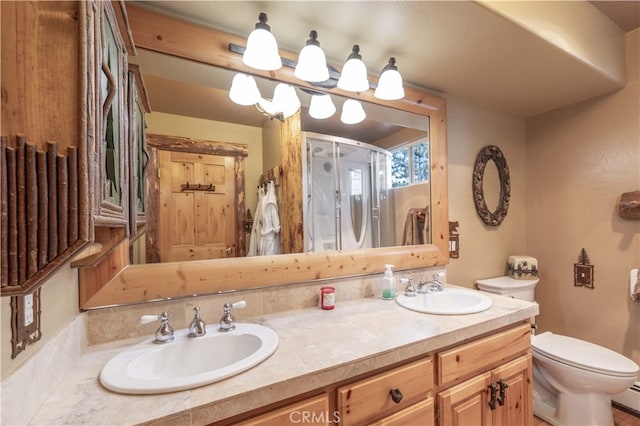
left=24, top=290, right=538, bottom=426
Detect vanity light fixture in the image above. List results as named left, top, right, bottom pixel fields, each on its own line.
left=340, top=99, right=366, bottom=124
left=242, top=13, right=282, bottom=71
left=308, top=93, right=336, bottom=119
left=294, top=30, right=330, bottom=83
left=256, top=83, right=301, bottom=121
left=229, top=73, right=261, bottom=106
left=374, top=57, right=405, bottom=101
left=337, top=45, right=369, bottom=93
left=272, top=83, right=301, bottom=118
left=256, top=98, right=282, bottom=120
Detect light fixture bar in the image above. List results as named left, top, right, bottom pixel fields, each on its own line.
left=228, top=43, right=378, bottom=90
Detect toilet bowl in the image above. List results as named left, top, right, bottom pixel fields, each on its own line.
left=475, top=276, right=640, bottom=426
left=531, top=332, right=638, bottom=425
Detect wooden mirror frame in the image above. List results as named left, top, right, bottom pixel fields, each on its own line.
left=79, top=5, right=449, bottom=309
left=472, top=145, right=510, bottom=226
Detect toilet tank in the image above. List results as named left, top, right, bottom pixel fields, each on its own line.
left=475, top=276, right=539, bottom=302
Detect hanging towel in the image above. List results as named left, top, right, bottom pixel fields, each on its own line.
left=401, top=207, right=428, bottom=245
left=632, top=268, right=640, bottom=302
left=260, top=181, right=281, bottom=256
left=247, top=186, right=265, bottom=257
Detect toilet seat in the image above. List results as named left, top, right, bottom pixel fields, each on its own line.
left=532, top=332, right=639, bottom=378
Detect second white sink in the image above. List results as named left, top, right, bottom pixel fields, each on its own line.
left=396, top=287, right=493, bottom=315
left=100, top=323, right=278, bottom=395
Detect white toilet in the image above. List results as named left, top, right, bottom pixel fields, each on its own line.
left=476, top=276, right=639, bottom=426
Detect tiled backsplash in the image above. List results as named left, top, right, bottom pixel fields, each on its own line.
left=85, top=267, right=445, bottom=345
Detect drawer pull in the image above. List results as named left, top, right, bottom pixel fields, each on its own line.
left=389, top=388, right=403, bottom=404
left=488, top=382, right=497, bottom=410
left=497, top=379, right=509, bottom=406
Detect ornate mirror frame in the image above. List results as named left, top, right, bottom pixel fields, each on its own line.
left=472, top=145, right=510, bottom=226
left=80, top=5, right=449, bottom=309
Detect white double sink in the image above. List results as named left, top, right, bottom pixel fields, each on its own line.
left=100, top=287, right=492, bottom=395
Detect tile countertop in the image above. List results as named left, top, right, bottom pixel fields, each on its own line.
left=29, top=288, right=538, bottom=426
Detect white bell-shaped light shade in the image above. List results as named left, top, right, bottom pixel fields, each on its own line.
left=294, top=31, right=329, bottom=82
left=337, top=45, right=369, bottom=93
left=242, top=13, right=282, bottom=71
left=374, top=58, right=405, bottom=100
left=309, top=94, right=336, bottom=119
left=272, top=83, right=301, bottom=118
left=341, top=99, right=366, bottom=124
left=229, top=73, right=261, bottom=106
left=257, top=98, right=277, bottom=116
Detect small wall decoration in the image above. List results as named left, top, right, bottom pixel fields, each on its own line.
left=449, top=221, right=460, bottom=259
left=618, top=190, right=640, bottom=220
left=472, top=145, right=511, bottom=226
left=574, top=248, right=594, bottom=289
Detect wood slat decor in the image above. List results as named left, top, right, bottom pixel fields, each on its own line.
left=1, top=135, right=84, bottom=292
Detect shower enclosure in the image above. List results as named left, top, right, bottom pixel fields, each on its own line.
left=303, top=133, right=393, bottom=252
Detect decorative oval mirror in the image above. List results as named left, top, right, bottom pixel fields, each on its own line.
left=472, top=145, right=510, bottom=226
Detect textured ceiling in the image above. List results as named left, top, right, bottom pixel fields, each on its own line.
left=130, top=1, right=638, bottom=125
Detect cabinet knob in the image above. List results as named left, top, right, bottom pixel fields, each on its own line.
left=389, top=388, right=403, bottom=404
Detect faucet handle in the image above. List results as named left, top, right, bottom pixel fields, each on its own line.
left=231, top=300, right=246, bottom=309
left=432, top=272, right=441, bottom=282
left=219, top=300, right=246, bottom=332
left=140, top=313, right=163, bottom=325
left=403, top=277, right=416, bottom=297
left=140, top=312, right=174, bottom=344
left=188, top=306, right=207, bottom=337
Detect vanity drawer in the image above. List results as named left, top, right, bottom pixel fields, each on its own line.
left=235, top=394, right=331, bottom=426
left=437, top=323, right=531, bottom=386
left=369, top=398, right=434, bottom=426
left=337, top=357, right=433, bottom=426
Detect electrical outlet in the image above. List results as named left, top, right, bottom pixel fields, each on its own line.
left=24, top=294, right=34, bottom=327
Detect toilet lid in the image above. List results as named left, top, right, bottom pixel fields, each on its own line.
left=475, top=276, right=539, bottom=291
left=532, top=332, right=639, bottom=377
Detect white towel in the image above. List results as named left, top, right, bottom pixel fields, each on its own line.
left=631, top=268, right=640, bottom=302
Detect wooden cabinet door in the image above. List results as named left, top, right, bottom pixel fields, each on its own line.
left=437, top=355, right=533, bottom=426
left=158, top=150, right=236, bottom=262
left=492, top=355, right=533, bottom=426
left=437, top=371, right=493, bottom=426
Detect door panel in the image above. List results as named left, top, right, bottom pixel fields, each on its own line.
left=493, top=355, right=533, bottom=426
left=159, top=150, right=235, bottom=262
left=438, top=372, right=492, bottom=426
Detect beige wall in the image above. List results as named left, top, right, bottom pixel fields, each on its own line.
left=445, top=97, right=528, bottom=287
left=525, top=29, right=639, bottom=365
left=1, top=263, right=79, bottom=378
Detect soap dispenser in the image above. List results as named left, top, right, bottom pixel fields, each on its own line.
left=381, top=264, right=396, bottom=300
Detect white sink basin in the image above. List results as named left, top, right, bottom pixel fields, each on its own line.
left=100, top=323, right=278, bottom=394
left=396, top=287, right=493, bottom=315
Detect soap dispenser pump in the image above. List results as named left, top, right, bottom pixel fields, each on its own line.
left=381, top=264, right=396, bottom=300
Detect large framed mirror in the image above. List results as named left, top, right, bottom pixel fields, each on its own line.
left=79, top=4, right=449, bottom=309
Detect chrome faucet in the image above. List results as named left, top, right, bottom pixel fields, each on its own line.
left=219, top=300, right=246, bottom=332
left=188, top=306, right=207, bottom=337
left=140, top=311, right=175, bottom=344
left=417, top=272, right=444, bottom=293
left=403, top=276, right=417, bottom=297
